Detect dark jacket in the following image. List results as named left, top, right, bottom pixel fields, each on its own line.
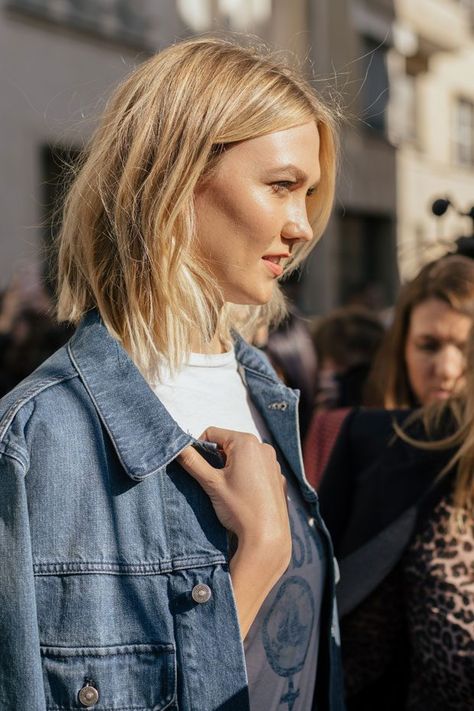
left=318, top=408, right=456, bottom=709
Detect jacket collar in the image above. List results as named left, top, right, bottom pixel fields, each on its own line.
left=233, top=331, right=309, bottom=489
left=68, top=311, right=304, bottom=484
left=68, top=311, right=193, bottom=481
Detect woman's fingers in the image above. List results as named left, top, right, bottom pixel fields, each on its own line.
left=199, top=426, right=260, bottom=448
left=176, top=445, right=216, bottom=488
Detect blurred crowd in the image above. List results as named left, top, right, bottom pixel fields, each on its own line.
left=0, top=273, right=73, bottom=398
left=1, top=249, right=473, bottom=710
left=263, top=252, right=474, bottom=711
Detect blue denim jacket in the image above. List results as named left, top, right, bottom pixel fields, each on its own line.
left=0, top=312, right=344, bottom=710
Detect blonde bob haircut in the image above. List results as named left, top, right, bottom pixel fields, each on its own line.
left=57, top=36, right=338, bottom=377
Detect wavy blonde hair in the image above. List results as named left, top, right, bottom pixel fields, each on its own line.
left=56, top=37, right=338, bottom=377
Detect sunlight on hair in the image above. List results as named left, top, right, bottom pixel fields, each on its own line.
left=56, top=37, right=338, bottom=380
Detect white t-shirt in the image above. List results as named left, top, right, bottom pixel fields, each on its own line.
left=152, top=349, right=268, bottom=441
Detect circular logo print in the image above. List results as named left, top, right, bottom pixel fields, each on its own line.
left=262, top=576, right=315, bottom=677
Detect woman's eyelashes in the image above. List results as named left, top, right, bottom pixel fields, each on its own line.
left=271, top=180, right=295, bottom=193
left=416, top=338, right=466, bottom=354
left=417, top=342, right=440, bottom=354
left=270, top=180, right=316, bottom=197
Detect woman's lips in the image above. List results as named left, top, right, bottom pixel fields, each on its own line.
left=431, top=389, right=452, bottom=399
left=262, top=256, right=284, bottom=277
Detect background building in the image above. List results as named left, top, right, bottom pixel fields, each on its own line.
left=389, top=0, right=474, bottom=279
left=1, top=0, right=473, bottom=315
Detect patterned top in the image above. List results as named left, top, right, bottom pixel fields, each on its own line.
left=403, top=496, right=474, bottom=711
left=341, top=494, right=474, bottom=711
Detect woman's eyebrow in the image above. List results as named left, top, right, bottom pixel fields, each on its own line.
left=266, top=164, right=320, bottom=185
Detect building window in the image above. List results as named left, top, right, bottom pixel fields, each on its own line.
left=454, top=98, right=474, bottom=166
left=337, top=213, right=397, bottom=309
left=459, top=0, right=474, bottom=26
left=6, top=0, right=151, bottom=48
left=177, top=0, right=272, bottom=31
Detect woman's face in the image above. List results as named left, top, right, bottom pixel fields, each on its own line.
left=404, top=297, right=472, bottom=405
left=194, top=121, right=321, bottom=305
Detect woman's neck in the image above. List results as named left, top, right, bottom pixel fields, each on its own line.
left=190, top=330, right=227, bottom=355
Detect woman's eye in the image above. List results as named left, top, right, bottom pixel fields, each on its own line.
left=271, top=181, right=295, bottom=193
left=271, top=181, right=316, bottom=197
left=417, top=341, right=439, bottom=353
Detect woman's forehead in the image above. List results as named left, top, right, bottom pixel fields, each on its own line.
left=215, top=122, right=321, bottom=182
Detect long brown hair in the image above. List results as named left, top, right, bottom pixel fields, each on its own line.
left=369, top=256, right=474, bottom=408
left=397, top=378, right=473, bottom=516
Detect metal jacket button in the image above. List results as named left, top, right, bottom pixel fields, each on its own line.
left=192, top=583, right=212, bottom=603
left=78, top=684, right=99, bottom=707
left=268, top=401, right=288, bottom=411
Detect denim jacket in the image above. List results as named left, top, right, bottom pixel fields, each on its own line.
left=0, top=312, right=344, bottom=711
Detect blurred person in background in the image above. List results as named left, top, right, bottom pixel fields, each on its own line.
left=0, top=37, right=344, bottom=711
left=318, top=375, right=474, bottom=710
left=366, top=255, right=474, bottom=408
left=316, top=253, right=474, bottom=710
left=305, top=254, right=474, bottom=488
left=0, top=276, right=73, bottom=397
left=312, top=307, right=385, bottom=411
left=303, top=307, right=385, bottom=486
left=264, top=308, right=318, bottom=439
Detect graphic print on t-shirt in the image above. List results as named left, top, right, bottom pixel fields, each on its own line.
left=245, top=481, right=326, bottom=711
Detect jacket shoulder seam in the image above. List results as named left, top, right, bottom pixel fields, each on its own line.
left=0, top=445, right=28, bottom=472
left=0, top=373, right=78, bottom=445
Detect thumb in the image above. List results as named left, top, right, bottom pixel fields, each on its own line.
left=177, top=445, right=217, bottom=489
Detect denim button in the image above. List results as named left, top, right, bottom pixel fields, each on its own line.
left=192, top=583, right=212, bottom=603
left=78, top=684, right=99, bottom=707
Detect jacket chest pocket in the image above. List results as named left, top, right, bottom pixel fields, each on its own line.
left=41, top=643, right=176, bottom=710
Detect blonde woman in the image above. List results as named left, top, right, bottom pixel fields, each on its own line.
left=0, top=38, right=343, bottom=710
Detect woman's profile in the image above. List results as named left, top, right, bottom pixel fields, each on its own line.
left=0, top=38, right=343, bottom=710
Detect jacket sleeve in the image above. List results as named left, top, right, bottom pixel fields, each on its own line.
left=0, top=450, right=46, bottom=710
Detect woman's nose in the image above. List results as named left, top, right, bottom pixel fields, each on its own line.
left=434, top=346, right=464, bottom=379
left=281, top=215, right=313, bottom=244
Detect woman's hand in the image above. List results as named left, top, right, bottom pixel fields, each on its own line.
left=177, top=427, right=292, bottom=638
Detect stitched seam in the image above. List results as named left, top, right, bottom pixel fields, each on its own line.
left=41, top=648, right=174, bottom=658
left=240, top=363, right=282, bottom=385
left=33, top=555, right=227, bottom=576
left=0, top=373, right=78, bottom=444
left=0, top=447, right=28, bottom=472
left=46, top=708, right=170, bottom=711
left=69, top=342, right=193, bottom=480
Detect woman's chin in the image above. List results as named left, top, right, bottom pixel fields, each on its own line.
left=225, top=283, right=276, bottom=307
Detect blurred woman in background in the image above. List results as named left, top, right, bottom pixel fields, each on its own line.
left=318, top=262, right=474, bottom=708
left=367, top=255, right=474, bottom=408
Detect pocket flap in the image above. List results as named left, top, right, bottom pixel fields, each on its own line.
left=41, top=643, right=176, bottom=710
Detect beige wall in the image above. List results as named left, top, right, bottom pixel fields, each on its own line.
left=393, top=4, right=474, bottom=279
left=0, top=1, right=185, bottom=288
